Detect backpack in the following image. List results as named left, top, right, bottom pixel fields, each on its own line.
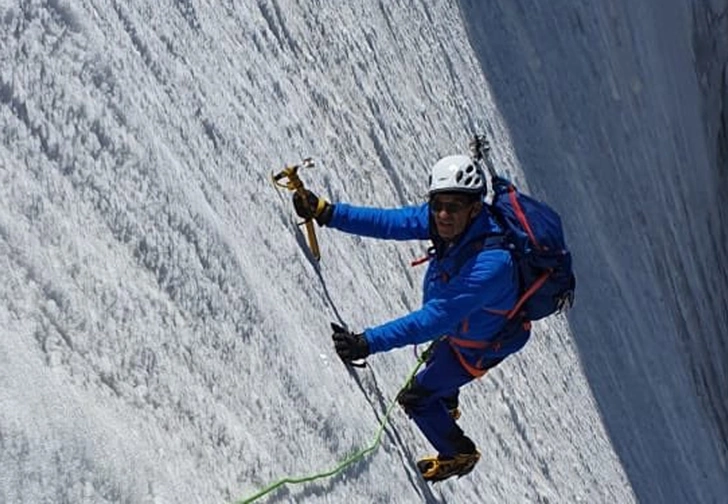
left=484, top=176, right=575, bottom=322
left=427, top=173, right=575, bottom=324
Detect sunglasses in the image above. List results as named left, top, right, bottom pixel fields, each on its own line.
left=430, top=198, right=473, bottom=214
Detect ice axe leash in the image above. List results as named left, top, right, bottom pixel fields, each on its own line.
left=271, top=158, right=321, bottom=261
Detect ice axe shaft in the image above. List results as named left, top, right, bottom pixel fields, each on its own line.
left=272, top=158, right=321, bottom=261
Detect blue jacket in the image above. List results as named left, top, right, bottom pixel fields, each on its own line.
left=329, top=202, right=529, bottom=363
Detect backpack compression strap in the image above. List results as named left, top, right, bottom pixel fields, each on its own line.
left=503, top=270, right=551, bottom=320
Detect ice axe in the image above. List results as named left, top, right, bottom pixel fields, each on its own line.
left=468, top=133, right=499, bottom=179
left=271, top=158, right=321, bottom=261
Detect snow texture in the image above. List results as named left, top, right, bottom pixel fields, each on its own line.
left=0, top=1, right=726, bottom=503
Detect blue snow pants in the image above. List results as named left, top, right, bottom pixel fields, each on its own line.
left=397, top=339, right=503, bottom=457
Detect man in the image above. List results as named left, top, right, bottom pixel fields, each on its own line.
left=293, top=154, right=529, bottom=482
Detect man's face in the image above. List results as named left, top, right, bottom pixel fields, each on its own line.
left=430, top=193, right=481, bottom=241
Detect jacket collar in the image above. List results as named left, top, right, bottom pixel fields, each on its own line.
left=430, top=206, right=502, bottom=259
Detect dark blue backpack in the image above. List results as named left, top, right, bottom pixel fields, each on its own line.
left=486, top=176, right=575, bottom=322
left=461, top=134, right=575, bottom=323
left=436, top=174, right=575, bottom=325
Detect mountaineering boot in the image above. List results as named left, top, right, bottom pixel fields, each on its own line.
left=416, top=451, right=481, bottom=483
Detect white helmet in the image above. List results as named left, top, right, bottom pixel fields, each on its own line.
left=428, top=155, right=486, bottom=195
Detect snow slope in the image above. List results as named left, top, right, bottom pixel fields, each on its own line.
left=0, top=1, right=725, bottom=503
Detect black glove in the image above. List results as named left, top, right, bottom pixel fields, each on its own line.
left=292, top=189, right=333, bottom=226
left=331, top=322, right=370, bottom=362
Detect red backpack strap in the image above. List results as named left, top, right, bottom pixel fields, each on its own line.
left=505, top=270, right=551, bottom=319
left=506, top=185, right=540, bottom=248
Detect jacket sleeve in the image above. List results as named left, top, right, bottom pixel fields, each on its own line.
left=328, top=202, right=430, bottom=241
left=364, top=249, right=516, bottom=353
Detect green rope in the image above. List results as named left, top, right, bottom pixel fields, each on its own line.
left=235, top=357, right=425, bottom=504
